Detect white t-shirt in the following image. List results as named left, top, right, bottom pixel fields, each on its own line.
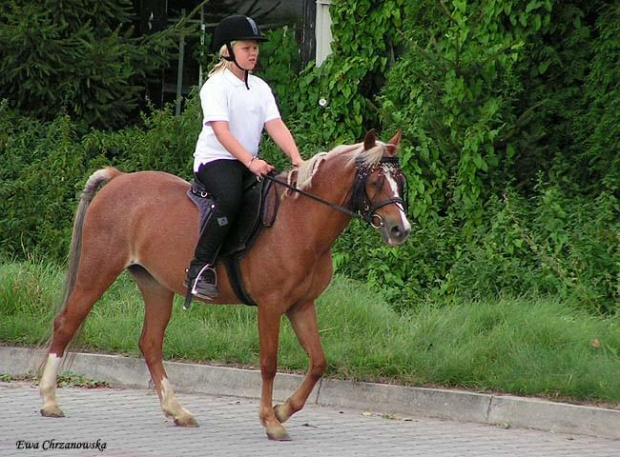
left=193, top=69, right=281, bottom=171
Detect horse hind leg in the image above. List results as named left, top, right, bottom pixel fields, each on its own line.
left=130, top=265, right=198, bottom=427
left=40, top=268, right=122, bottom=418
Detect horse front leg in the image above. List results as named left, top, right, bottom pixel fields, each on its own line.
left=257, top=307, right=290, bottom=441
left=274, top=301, right=326, bottom=424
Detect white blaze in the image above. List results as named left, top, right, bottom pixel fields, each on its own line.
left=384, top=165, right=411, bottom=233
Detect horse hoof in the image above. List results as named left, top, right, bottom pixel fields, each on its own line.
left=174, top=415, right=199, bottom=427
left=267, top=428, right=292, bottom=442
left=274, top=403, right=292, bottom=424
left=40, top=406, right=65, bottom=418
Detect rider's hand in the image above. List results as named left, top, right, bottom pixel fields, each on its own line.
left=248, top=158, right=274, bottom=177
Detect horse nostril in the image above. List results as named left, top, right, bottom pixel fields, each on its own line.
left=390, top=224, right=411, bottom=241
left=391, top=226, right=403, bottom=239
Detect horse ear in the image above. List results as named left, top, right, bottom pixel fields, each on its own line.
left=389, top=130, right=402, bottom=148
left=364, top=129, right=377, bottom=151
left=386, top=130, right=402, bottom=156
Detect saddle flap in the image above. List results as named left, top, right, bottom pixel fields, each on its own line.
left=221, top=176, right=278, bottom=257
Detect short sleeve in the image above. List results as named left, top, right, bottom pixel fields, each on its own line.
left=200, top=79, right=229, bottom=124
left=263, top=87, right=281, bottom=123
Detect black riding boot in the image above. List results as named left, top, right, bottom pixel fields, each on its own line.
left=184, top=160, right=249, bottom=309
left=183, top=205, right=227, bottom=306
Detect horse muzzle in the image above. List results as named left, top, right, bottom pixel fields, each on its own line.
left=371, top=214, right=411, bottom=246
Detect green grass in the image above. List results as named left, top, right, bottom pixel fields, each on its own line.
left=0, top=371, right=109, bottom=388
left=1, top=259, right=619, bottom=406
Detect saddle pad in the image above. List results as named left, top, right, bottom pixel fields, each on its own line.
left=186, top=188, right=215, bottom=231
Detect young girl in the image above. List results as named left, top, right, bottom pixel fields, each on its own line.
left=185, top=14, right=303, bottom=301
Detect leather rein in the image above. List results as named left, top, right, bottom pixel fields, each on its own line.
left=262, top=157, right=406, bottom=229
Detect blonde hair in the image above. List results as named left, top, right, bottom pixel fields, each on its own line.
left=208, top=43, right=235, bottom=76
left=208, top=40, right=262, bottom=77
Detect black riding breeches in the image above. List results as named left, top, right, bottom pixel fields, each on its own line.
left=193, top=159, right=253, bottom=264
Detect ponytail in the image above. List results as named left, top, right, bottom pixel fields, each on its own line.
left=208, top=43, right=234, bottom=76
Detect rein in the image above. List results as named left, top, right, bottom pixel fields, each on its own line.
left=262, top=156, right=406, bottom=228
left=262, top=174, right=361, bottom=220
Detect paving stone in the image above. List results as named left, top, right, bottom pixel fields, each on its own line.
left=0, top=382, right=618, bottom=457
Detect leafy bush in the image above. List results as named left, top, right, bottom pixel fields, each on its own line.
left=0, top=0, right=193, bottom=128
left=0, top=107, right=85, bottom=259
left=335, top=186, right=619, bottom=315
left=325, top=0, right=619, bottom=313
left=1, top=3, right=618, bottom=315
left=258, top=25, right=301, bottom=120
left=288, top=0, right=404, bottom=148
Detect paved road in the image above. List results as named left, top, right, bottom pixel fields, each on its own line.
left=0, top=382, right=618, bottom=457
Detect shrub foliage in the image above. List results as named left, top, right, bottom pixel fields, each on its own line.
left=0, top=0, right=191, bottom=128
left=0, top=1, right=618, bottom=314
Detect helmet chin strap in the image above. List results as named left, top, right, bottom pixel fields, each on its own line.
left=224, top=43, right=250, bottom=90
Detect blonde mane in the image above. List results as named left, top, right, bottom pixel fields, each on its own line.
left=286, top=141, right=390, bottom=198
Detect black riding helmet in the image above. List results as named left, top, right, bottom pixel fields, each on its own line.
left=213, top=15, right=268, bottom=89
left=213, top=15, right=268, bottom=51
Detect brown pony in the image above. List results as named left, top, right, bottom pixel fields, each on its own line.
left=39, top=130, right=411, bottom=440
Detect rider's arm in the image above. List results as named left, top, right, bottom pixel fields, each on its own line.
left=265, top=118, right=303, bottom=167
left=210, top=121, right=273, bottom=176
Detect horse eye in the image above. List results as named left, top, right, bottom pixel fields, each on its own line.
left=370, top=176, right=384, bottom=188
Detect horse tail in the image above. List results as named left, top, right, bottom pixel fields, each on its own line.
left=59, top=167, right=123, bottom=307
left=39, top=167, right=123, bottom=365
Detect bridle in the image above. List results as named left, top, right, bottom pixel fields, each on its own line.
left=350, top=156, right=407, bottom=228
left=262, top=156, right=406, bottom=228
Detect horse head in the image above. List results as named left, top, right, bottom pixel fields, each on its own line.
left=351, top=130, right=411, bottom=246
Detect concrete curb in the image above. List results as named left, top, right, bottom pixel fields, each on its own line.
left=1, top=346, right=618, bottom=439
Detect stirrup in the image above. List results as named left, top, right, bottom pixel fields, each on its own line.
left=191, top=265, right=218, bottom=297
left=183, top=265, right=217, bottom=310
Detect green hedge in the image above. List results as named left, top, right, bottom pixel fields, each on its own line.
left=1, top=2, right=618, bottom=314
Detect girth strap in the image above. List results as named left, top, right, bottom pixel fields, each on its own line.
left=224, top=258, right=257, bottom=306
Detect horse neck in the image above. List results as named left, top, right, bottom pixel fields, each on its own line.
left=280, top=155, right=356, bottom=253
